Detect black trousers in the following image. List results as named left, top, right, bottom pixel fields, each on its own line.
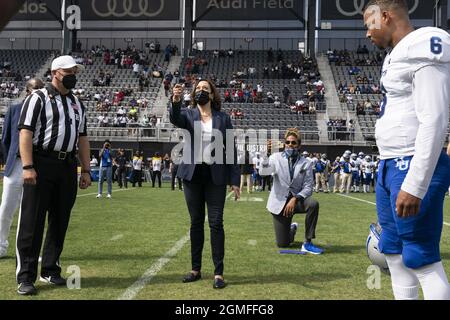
left=116, top=167, right=128, bottom=188
left=183, top=164, right=227, bottom=275
left=171, top=165, right=182, bottom=190
left=152, top=170, right=161, bottom=188
left=132, top=169, right=142, bottom=187
left=262, top=175, right=272, bottom=191
left=16, top=154, right=77, bottom=284
left=271, top=197, right=319, bottom=248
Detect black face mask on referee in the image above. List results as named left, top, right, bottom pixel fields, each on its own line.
left=57, top=72, right=77, bottom=90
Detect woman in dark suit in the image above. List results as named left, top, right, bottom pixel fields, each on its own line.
left=170, top=79, right=240, bottom=289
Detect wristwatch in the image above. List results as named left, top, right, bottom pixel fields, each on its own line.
left=23, top=164, right=34, bottom=170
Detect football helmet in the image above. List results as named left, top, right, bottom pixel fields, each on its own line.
left=366, top=223, right=390, bottom=275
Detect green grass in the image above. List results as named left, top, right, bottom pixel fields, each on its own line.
left=0, top=182, right=449, bottom=300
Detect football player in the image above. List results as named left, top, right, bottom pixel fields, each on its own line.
left=364, top=0, right=450, bottom=300
left=350, top=153, right=361, bottom=192
left=361, top=155, right=375, bottom=193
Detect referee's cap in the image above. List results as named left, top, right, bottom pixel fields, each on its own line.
left=51, top=55, right=84, bottom=72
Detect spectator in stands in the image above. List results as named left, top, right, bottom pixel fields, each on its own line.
left=348, top=119, right=355, bottom=140
left=97, top=114, right=104, bottom=127
left=128, top=106, right=138, bottom=121
left=364, top=99, right=373, bottom=112
left=267, top=90, right=274, bottom=103
left=150, top=115, right=158, bottom=127
left=235, top=108, right=244, bottom=119
left=349, top=66, right=361, bottom=75
left=274, top=95, right=281, bottom=108
left=102, top=114, right=109, bottom=127
left=356, top=102, right=365, bottom=115
left=308, top=91, right=316, bottom=114
left=164, top=45, right=172, bottom=62
left=227, top=49, right=234, bottom=57
left=248, top=66, right=256, bottom=79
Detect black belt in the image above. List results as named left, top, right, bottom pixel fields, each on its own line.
left=33, top=148, right=76, bottom=161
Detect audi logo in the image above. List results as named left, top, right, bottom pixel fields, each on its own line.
left=336, top=0, right=419, bottom=17
left=91, top=0, right=165, bottom=18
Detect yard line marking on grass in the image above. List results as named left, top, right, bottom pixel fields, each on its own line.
left=110, top=234, right=123, bottom=241
left=77, top=188, right=132, bottom=198
left=336, top=193, right=450, bottom=227
left=336, top=193, right=377, bottom=206
left=247, top=240, right=257, bottom=246
left=237, top=196, right=264, bottom=202
left=118, top=232, right=190, bottom=300
left=226, top=191, right=234, bottom=200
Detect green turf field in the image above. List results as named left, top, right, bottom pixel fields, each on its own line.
left=0, top=182, right=449, bottom=300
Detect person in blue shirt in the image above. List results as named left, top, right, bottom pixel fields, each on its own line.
left=97, top=139, right=113, bottom=198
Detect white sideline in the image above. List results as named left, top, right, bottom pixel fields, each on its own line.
left=336, top=193, right=450, bottom=227
left=118, top=232, right=190, bottom=300
left=77, top=188, right=132, bottom=198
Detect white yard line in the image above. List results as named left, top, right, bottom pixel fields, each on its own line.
left=336, top=193, right=450, bottom=227
left=77, top=188, right=132, bottom=198
left=119, top=191, right=234, bottom=299
left=118, top=232, right=190, bottom=300
left=109, top=234, right=123, bottom=241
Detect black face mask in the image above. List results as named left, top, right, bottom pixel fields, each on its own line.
left=194, top=90, right=211, bottom=106
left=62, top=74, right=77, bottom=90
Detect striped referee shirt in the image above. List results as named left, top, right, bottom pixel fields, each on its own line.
left=18, top=85, right=87, bottom=153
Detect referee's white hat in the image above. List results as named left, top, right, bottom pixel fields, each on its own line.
left=51, top=55, right=85, bottom=72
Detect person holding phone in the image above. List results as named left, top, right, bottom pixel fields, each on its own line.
left=170, top=80, right=240, bottom=289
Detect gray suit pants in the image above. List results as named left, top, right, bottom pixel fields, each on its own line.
left=271, top=197, right=319, bottom=248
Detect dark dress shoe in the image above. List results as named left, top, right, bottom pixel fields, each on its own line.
left=182, top=272, right=201, bottom=283
left=17, top=282, right=37, bottom=295
left=40, top=275, right=67, bottom=286
left=213, top=277, right=226, bottom=289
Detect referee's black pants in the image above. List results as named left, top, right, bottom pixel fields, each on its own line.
left=16, top=154, right=77, bottom=284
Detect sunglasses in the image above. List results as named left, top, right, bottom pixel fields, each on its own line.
left=285, top=140, right=298, bottom=146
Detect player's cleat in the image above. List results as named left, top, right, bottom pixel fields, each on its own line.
left=107, top=194, right=112, bottom=198
left=96, top=194, right=102, bottom=198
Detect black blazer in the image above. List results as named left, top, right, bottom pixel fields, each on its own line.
left=1, top=103, right=21, bottom=177
left=170, top=100, right=240, bottom=186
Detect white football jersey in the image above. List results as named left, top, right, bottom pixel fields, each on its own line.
left=376, top=27, right=450, bottom=199
left=361, top=160, right=375, bottom=174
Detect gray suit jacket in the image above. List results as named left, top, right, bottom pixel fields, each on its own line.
left=260, top=152, right=314, bottom=215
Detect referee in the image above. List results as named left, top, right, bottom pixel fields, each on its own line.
left=16, top=55, right=92, bottom=295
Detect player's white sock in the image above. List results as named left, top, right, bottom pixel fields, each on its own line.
left=385, top=254, right=419, bottom=300
left=413, top=261, right=450, bottom=300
